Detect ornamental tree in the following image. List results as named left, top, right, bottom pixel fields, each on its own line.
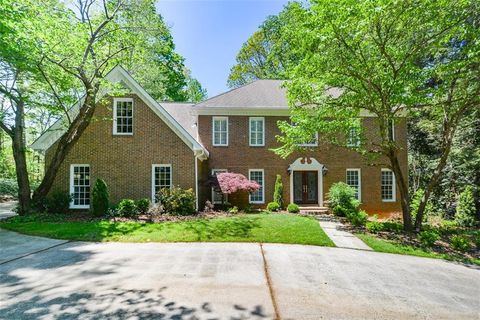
left=216, top=172, right=260, bottom=194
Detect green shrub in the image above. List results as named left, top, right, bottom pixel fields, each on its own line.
left=287, top=203, right=300, bottom=213
left=0, top=178, right=18, bottom=197
left=347, top=210, right=368, bottom=226
left=117, top=199, right=137, bottom=217
left=157, top=186, right=196, bottom=216
left=455, top=186, right=477, bottom=227
left=135, top=198, right=151, bottom=214
left=327, top=182, right=360, bottom=217
left=228, top=206, right=239, bottom=214
left=418, top=230, right=440, bottom=247
left=451, top=235, right=471, bottom=252
left=91, top=179, right=109, bottom=217
left=273, top=174, right=283, bottom=209
left=366, top=221, right=384, bottom=233
left=45, top=191, right=72, bottom=214
left=267, top=201, right=280, bottom=212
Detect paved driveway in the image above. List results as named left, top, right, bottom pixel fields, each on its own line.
left=0, top=230, right=479, bottom=319
left=0, top=201, right=17, bottom=220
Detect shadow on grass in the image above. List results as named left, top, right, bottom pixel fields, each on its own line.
left=183, top=216, right=261, bottom=241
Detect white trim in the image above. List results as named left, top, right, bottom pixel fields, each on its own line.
left=346, top=127, right=361, bottom=147
left=249, top=169, right=265, bottom=204
left=212, top=116, right=229, bottom=146
left=69, top=164, right=90, bottom=209
left=211, top=169, right=228, bottom=204
left=389, top=120, right=396, bottom=141
left=288, top=157, right=324, bottom=206
left=151, top=164, right=172, bottom=203
left=249, top=117, right=265, bottom=147
left=346, top=168, right=362, bottom=202
left=192, top=106, right=378, bottom=117
left=113, top=97, right=134, bottom=135
left=381, top=168, right=396, bottom=202
left=194, top=156, right=199, bottom=210
left=298, top=132, right=319, bottom=147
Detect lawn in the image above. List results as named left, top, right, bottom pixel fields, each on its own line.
left=357, top=233, right=480, bottom=266
left=0, top=213, right=335, bottom=246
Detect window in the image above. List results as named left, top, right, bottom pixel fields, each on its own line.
left=381, top=168, right=396, bottom=202
left=298, top=132, right=319, bottom=147
left=70, top=164, right=90, bottom=209
left=249, top=117, right=265, bottom=146
left=211, top=169, right=227, bottom=204
left=388, top=119, right=395, bottom=141
left=212, top=116, right=228, bottom=146
left=113, top=98, right=133, bottom=135
left=152, top=164, right=172, bottom=202
left=346, top=169, right=361, bottom=201
left=249, top=169, right=264, bottom=204
left=347, top=127, right=360, bottom=147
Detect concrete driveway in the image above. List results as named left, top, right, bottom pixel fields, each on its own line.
left=0, top=201, right=17, bottom=220
left=0, top=230, right=479, bottom=319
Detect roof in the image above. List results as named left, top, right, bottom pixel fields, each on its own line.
left=194, top=80, right=289, bottom=108
left=160, top=102, right=197, bottom=139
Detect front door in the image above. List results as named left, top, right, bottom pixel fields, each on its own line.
left=293, top=171, right=318, bottom=204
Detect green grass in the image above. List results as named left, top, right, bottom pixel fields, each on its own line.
left=357, top=233, right=480, bottom=265
left=0, top=213, right=335, bottom=246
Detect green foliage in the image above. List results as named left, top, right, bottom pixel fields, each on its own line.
left=0, top=178, right=18, bottom=197
left=135, top=198, right=150, bottom=214
left=287, top=203, right=300, bottom=213
left=455, top=186, right=477, bottom=227
left=418, top=230, right=440, bottom=247
left=451, top=235, right=471, bottom=252
left=267, top=201, right=280, bottom=212
left=347, top=210, right=368, bottom=227
left=117, top=199, right=138, bottom=218
left=228, top=206, right=239, bottom=214
left=366, top=221, right=383, bottom=233
left=327, top=182, right=360, bottom=217
left=44, top=191, right=71, bottom=214
left=273, top=174, right=284, bottom=209
left=410, top=188, right=433, bottom=221
left=366, top=220, right=404, bottom=234
left=91, top=179, right=109, bottom=217
left=156, top=187, right=196, bottom=216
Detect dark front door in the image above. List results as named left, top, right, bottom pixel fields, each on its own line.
left=293, top=171, right=318, bottom=204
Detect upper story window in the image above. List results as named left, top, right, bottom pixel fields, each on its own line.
left=249, top=117, right=265, bottom=146
left=381, top=168, right=396, bottom=202
left=298, top=132, right=319, bottom=147
left=347, top=127, right=360, bottom=147
left=113, top=98, right=133, bottom=135
left=346, top=169, right=361, bottom=201
left=388, top=119, right=395, bottom=141
left=212, top=116, right=228, bottom=146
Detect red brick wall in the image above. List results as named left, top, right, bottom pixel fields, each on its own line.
left=197, top=115, right=408, bottom=216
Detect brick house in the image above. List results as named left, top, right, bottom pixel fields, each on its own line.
left=32, top=66, right=406, bottom=215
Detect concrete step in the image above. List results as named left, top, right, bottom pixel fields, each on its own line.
left=299, top=206, right=330, bottom=215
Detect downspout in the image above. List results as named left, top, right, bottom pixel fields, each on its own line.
left=194, top=154, right=199, bottom=211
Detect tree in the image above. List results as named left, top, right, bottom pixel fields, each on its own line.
left=91, top=178, right=109, bottom=217
left=274, top=0, right=479, bottom=231
left=273, top=174, right=284, bottom=209
left=215, top=172, right=260, bottom=200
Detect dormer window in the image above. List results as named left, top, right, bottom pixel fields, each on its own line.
left=113, top=98, right=133, bottom=135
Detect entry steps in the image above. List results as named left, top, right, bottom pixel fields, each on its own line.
left=298, top=206, right=329, bottom=215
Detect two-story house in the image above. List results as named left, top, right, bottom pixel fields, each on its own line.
left=32, top=66, right=407, bottom=216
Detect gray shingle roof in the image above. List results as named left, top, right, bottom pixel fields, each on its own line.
left=194, top=80, right=289, bottom=108
left=160, top=102, right=197, bottom=138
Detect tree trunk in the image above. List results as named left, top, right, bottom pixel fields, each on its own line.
left=11, top=100, right=31, bottom=215
left=389, top=151, right=413, bottom=232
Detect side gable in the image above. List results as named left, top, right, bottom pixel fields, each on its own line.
left=31, top=66, right=208, bottom=160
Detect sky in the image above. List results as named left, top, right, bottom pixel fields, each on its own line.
left=156, top=0, right=290, bottom=98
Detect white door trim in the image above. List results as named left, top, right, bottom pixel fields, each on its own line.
left=288, top=157, right=324, bottom=206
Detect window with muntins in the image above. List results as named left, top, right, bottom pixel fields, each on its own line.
left=70, top=165, right=90, bottom=208
left=211, top=169, right=227, bottom=204
left=213, top=117, right=228, bottom=146
left=152, top=165, right=172, bottom=202
left=346, top=169, right=361, bottom=201
left=381, top=169, right=396, bottom=202
left=114, top=98, right=133, bottom=135
left=388, top=120, right=395, bottom=141
left=249, top=169, right=264, bottom=203
left=249, top=117, right=265, bottom=146
left=347, top=127, right=360, bottom=147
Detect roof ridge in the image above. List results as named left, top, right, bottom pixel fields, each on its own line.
left=193, top=80, right=262, bottom=107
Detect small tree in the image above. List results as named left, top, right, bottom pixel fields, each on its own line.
left=455, top=186, right=477, bottom=227
left=91, top=179, right=109, bottom=217
left=273, top=174, right=284, bottom=209
left=213, top=172, right=260, bottom=207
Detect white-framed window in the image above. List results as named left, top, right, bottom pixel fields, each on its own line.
left=211, top=169, right=227, bottom=204
left=347, top=127, right=360, bottom=147
left=212, top=116, right=228, bottom=146
left=346, top=169, right=361, bottom=201
left=249, top=117, right=265, bottom=146
left=381, top=168, right=396, bottom=202
left=249, top=169, right=264, bottom=204
left=388, top=119, right=395, bottom=141
left=152, top=164, right=172, bottom=202
left=113, top=98, right=134, bottom=135
left=69, top=164, right=90, bottom=209
left=298, top=132, right=319, bottom=147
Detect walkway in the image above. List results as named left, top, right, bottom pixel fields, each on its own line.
left=318, top=218, right=372, bottom=250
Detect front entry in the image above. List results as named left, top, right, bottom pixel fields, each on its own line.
left=293, top=171, right=318, bottom=204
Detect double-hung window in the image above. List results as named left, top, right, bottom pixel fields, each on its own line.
left=388, top=119, right=395, bottom=141
left=347, top=127, right=360, bottom=147
left=381, top=168, right=396, bottom=202
left=211, top=169, right=227, bottom=204
left=152, top=164, right=172, bottom=202
left=70, top=164, right=90, bottom=209
left=212, top=116, right=228, bottom=146
left=249, top=117, right=265, bottom=146
left=346, top=169, right=361, bottom=201
left=249, top=169, right=264, bottom=204
left=113, top=98, right=133, bottom=135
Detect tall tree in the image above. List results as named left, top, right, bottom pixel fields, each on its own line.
left=274, top=0, right=479, bottom=231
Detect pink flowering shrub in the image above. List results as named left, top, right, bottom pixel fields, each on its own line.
left=216, top=172, right=260, bottom=194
